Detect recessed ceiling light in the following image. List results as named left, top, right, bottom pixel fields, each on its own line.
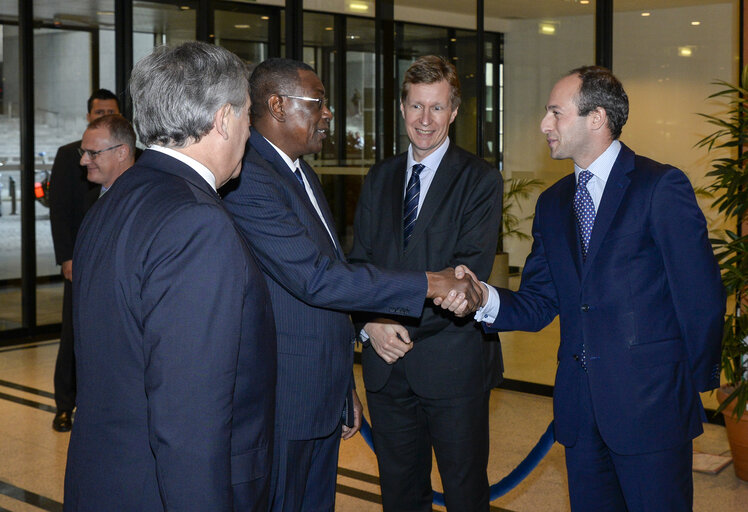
left=641, top=12, right=651, bottom=17
left=691, top=21, right=701, bottom=26
left=580, top=0, right=590, bottom=4
left=261, top=16, right=269, bottom=20
left=678, top=46, right=693, bottom=57
left=450, top=38, right=457, bottom=42
left=179, top=6, right=190, bottom=10
left=349, top=2, right=369, bottom=12
left=325, top=27, right=334, bottom=31
left=234, top=24, right=250, bottom=29
left=539, top=23, right=556, bottom=36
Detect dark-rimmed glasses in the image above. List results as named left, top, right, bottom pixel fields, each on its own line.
left=280, top=95, right=328, bottom=111
left=78, top=144, right=123, bottom=160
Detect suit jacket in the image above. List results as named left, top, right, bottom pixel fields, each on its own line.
left=48, top=140, right=100, bottom=265
left=348, top=142, right=503, bottom=398
left=64, top=150, right=277, bottom=511
left=485, top=143, right=724, bottom=455
left=221, top=130, right=426, bottom=440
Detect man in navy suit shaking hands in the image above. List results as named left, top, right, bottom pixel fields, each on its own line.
left=65, top=42, right=276, bottom=511
left=446, top=66, right=725, bottom=511
left=222, top=58, right=481, bottom=512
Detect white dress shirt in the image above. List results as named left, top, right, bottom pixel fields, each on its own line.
left=265, top=139, right=337, bottom=249
left=148, top=145, right=217, bottom=191
left=474, top=140, right=622, bottom=324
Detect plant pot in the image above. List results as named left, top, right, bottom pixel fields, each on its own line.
left=488, top=252, right=509, bottom=289
left=716, top=386, right=748, bottom=481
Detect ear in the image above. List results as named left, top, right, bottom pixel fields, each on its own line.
left=400, top=101, right=405, bottom=120
left=268, top=95, right=286, bottom=122
left=588, top=106, right=607, bottom=132
left=115, top=144, right=129, bottom=162
left=214, top=103, right=233, bottom=140
left=448, top=105, right=460, bottom=124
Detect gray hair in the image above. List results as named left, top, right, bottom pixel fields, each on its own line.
left=129, top=41, right=249, bottom=147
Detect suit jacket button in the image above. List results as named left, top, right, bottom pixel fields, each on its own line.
left=580, top=304, right=590, bottom=312
left=573, top=354, right=580, bottom=361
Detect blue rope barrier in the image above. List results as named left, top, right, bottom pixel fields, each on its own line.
left=359, top=416, right=555, bottom=506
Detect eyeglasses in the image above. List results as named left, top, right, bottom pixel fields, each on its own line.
left=78, top=144, right=123, bottom=160
left=280, top=95, right=328, bottom=111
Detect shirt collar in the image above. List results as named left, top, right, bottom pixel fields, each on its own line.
left=265, top=138, right=301, bottom=173
left=407, top=136, right=450, bottom=173
left=148, top=145, right=217, bottom=191
left=574, top=139, right=621, bottom=184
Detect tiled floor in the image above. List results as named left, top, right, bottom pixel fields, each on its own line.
left=0, top=340, right=747, bottom=511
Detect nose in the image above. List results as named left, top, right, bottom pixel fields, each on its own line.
left=80, top=152, right=90, bottom=166
left=540, top=111, right=552, bottom=134
left=322, top=103, right=333, bottom=120
left=419, top=108, right=431, bottom=125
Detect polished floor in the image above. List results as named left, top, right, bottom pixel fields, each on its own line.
left=0, top=339, right=747, bottom=511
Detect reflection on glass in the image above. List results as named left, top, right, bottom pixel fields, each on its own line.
left=345, top=17, right=375, bottom=164
left=133, top=1, right=197, bottom=64
left=0, top=24, right=21, bottom=330
left=215, top=9, right=271, bottom=65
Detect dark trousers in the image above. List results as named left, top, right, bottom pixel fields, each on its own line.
left=269, top=422, right=342, bottom=512
left=54, top=280, right=76, bottom=412
left=565, top=374, right=693, bottom=512
left=366, top=363, right=490, bottom=512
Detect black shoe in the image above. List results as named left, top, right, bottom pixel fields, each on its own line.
left=52, top=410, right=73, bottom=432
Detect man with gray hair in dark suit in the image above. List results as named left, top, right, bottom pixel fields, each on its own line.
left=64, top=42, right=276, bottom=512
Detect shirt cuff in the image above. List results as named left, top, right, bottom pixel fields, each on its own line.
left=359, top=328, right=370, bottom=344
left=474, top=282, right=500, bottom=324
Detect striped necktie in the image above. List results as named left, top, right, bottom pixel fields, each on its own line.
left=403, top=163, right=424, bottom=248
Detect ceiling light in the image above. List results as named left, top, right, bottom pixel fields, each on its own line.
left=678, top=46, right=693, bottom=57
left=97, top=11, right=114, bottom=16
left=539, top=22, right=557, bottom=36
left=234, top=24, right=250, bottom=29
left=349, top=2, right=369, bottom=12
left=261, top=16, right=269, bottom=21
left=179, top=6, right=190, bottom=10
left=580, top=0, right=590, bottom=4
left=325, top=27, right=334, bottom=31
left=691, top=21, right=701, bottom=26
left=641, top=12, right=651, bottom=17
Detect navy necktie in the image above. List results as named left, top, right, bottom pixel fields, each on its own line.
left=573, top=169, right=595, bottom=260
left=403, top=163, right=424, bottom=248
left=293, top=167, right=305, bottom=189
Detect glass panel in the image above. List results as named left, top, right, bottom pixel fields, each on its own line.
left=453, top=30, right=477, bottom=155
left=33, top=25, right=93, bottom=325
left=301, top=11, right=336, bottom=165
left=613, top=0, right=739, bottom=410
left=345, top=17, right=375, bottom=165
left=215, top=8, right=271, bottom=65
left=0, top=23, right=21, bottom=331
left=133, top=1, right=197, bottom=65
left=483, top=34, right=503, bottom=169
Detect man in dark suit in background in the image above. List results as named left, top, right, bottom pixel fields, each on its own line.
left=450, top=66, right=724, bottom=511
left=78, top=114, right=136, bottom=192
left=64, top=42, right=276, bottom=511
left=48, top=88, right=120, bottom=432
left=221, top=58, right=480, bottom=512
left=347, top=55, right=503, bottom=512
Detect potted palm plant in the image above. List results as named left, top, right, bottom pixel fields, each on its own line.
left=488, top=177, right=544, bottom=288
left=696, top=64, right=748, bottom=481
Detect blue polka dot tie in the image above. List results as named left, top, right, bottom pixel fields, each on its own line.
left=403, top=163, right=424, bottom=248
left=573, top=170, right=595, bottom=260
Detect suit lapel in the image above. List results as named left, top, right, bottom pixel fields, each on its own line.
left=558, top=175, right=583, bottom=280
left=581, top=143, right=634, bottom=280
left=388, top=154, right=408, bottom=254
left=403, top=144, right=460, bottom=256
left=299, top=158, right=345, bottom=259
left=250, top=130, right=342, bottom=258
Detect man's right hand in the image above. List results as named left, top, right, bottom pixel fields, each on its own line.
left=364, top=318, right=413, bottom=364
left=425, top=267, right=483, bottom=316
left=61, top=260, right=73, bottom=281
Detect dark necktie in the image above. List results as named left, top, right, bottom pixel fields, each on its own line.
left=573, top=169, right=595, bottom=260
left=573, top=169, right=595, bottom=372
left=403, top=163, right=424, bottom=248
left=293, top=167, right=305, bottom=188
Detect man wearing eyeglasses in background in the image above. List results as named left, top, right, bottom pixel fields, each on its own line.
left=222, top=58, right=481, bottom=511
left=79, top=114, right=136, bottom=193
left=48, top=89, right=122, bottom=433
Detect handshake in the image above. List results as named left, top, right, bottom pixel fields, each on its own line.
left=426, top=265, right=487, bottom=317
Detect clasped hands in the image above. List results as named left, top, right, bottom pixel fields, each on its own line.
left=364, top=266, right=487, bottom=364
